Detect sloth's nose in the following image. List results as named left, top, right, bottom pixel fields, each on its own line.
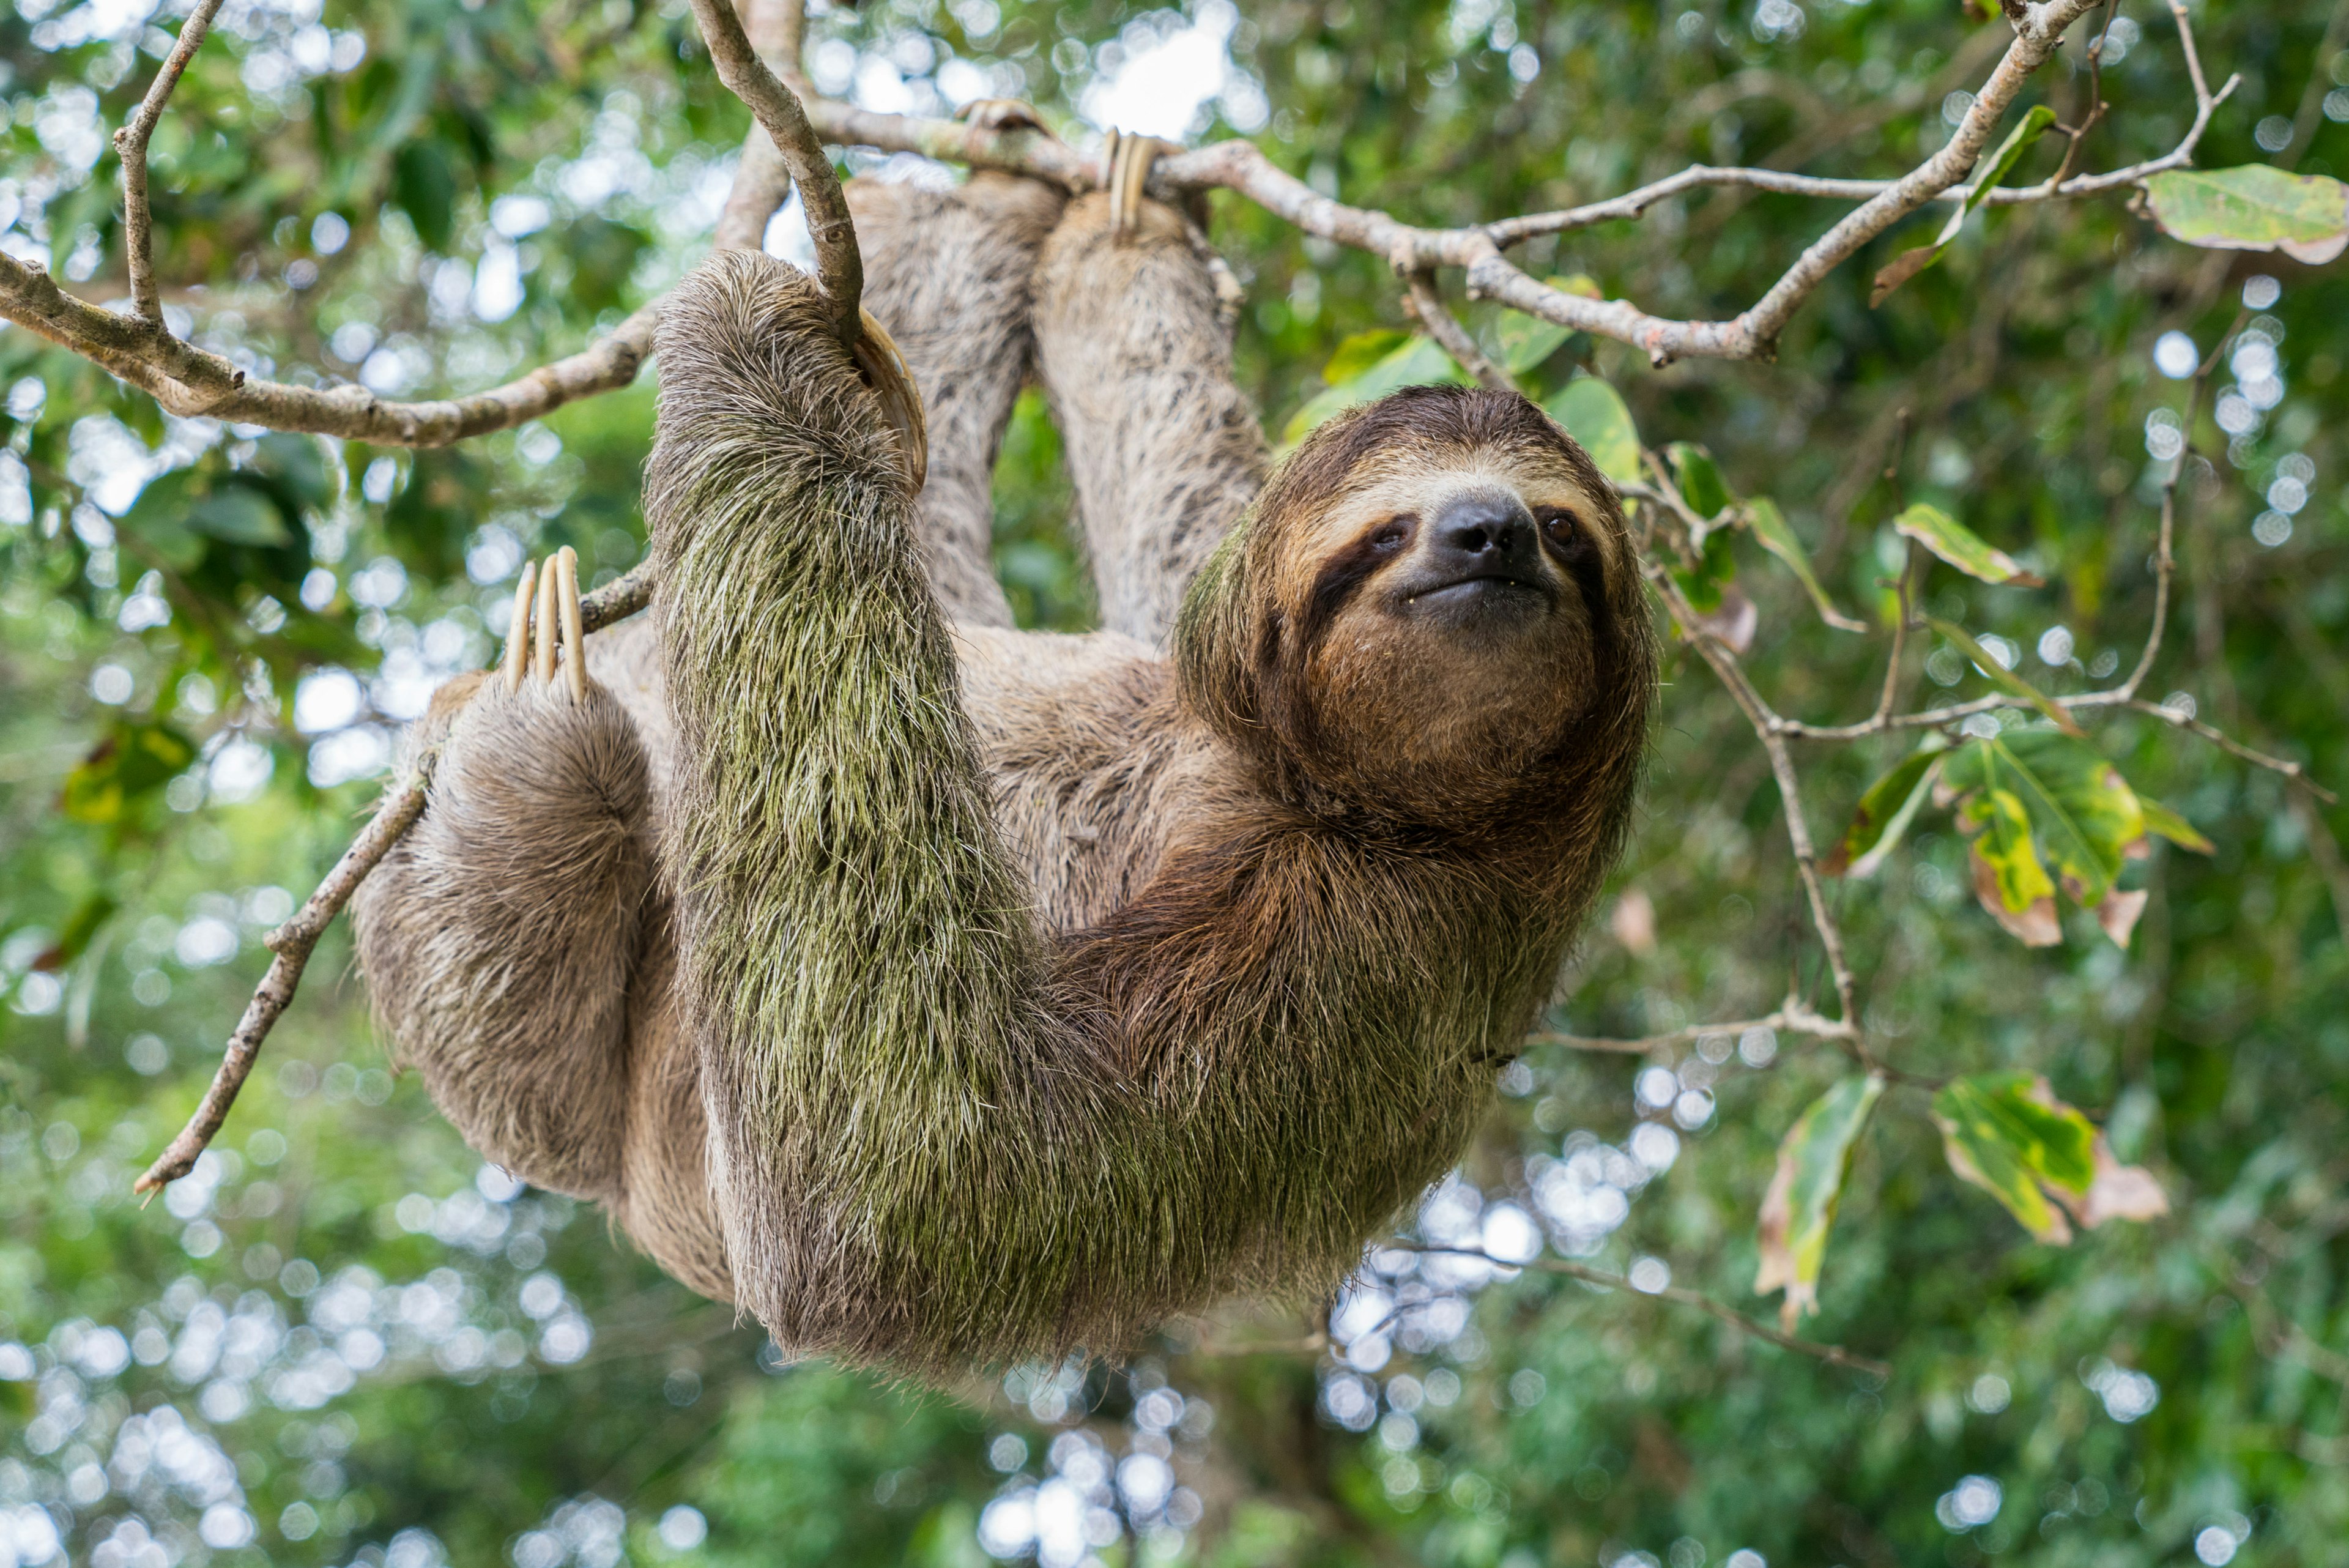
left=1430, top=492, right=1539, bottom=577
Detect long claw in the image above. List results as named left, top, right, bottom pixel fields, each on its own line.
left=853, top=307, right=929, bottom=495
left=1104, top=129, right=1165, bottom=242
left=556, top=546, right=587, bottom=701
left=534, top=555, right=560, bottom=686
left=503, top=560, right=537, bottom=693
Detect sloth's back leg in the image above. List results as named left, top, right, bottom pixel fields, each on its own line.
left=1032, top=189, right=1267, bottom=648
left=849, top=173, right=1066, bottom=629
left=350, top=554, right=651, bottom=1201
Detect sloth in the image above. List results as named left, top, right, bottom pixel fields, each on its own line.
left=351, top=170, right=1656, bottom=1373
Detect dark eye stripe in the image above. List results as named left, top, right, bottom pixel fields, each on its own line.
left=1299, top=514, right=1419, bottom=649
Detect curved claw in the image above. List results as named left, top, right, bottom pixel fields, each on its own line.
left=956, top=98, right=1056, bottom=138
left=852, top=306, right=929, bottom=496
left=499, top=546, right=591, bottom=700
left=503, top=559, right=538, bottom=693
left=1102, top=128, right=1173, bottom=242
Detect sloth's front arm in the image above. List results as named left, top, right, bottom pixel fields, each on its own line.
left=347, top=615, right=653, bottom=1204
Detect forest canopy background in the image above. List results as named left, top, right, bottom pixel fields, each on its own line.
left=1, top=2, right=2347, bottom=1567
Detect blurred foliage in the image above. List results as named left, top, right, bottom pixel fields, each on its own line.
left=3, top=2, right=2348, bottom=1568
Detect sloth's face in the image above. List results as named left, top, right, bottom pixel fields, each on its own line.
left=1269, top=439, right=1627, bottom=808
left=1179, top=385, right=1644, bottom=820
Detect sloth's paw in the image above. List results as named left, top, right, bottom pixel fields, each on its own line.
left=1101, top=127, right=1176, bottom=241
left=956, top=98, right=1056, bottom=137
left=498, top=546, right=593, bottom=702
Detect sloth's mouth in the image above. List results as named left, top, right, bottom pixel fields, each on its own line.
left=1403, top=573, right=1553, bottom=608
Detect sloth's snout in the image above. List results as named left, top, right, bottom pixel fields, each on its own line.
left=1428, top=492, right=1540, bottom=583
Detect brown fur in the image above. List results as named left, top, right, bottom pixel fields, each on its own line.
left=352, top=177, right=1655, bottom=1373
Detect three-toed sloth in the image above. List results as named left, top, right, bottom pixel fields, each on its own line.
left=352, top=172, right=1656, bottom=1375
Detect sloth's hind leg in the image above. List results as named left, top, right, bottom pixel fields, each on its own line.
left=351, top=550, right=652, bottom=1200
left=849, top=169, right=1067, bottom=629
left=1031, top=169, right=1267, bottom=650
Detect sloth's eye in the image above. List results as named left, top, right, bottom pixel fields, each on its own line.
left=1535, top=507, right=1576, bottom=540
left=1368, top=516, right=1414, bottom=552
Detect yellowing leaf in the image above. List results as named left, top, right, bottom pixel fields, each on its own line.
left=1826, top=741, right=1945, bottom=877
left=1545, top=374, right=1643, bottom=486
left=1746, top=497, right=1866, bottom=632
left=2144, top=166, right=2349, bottom=266
left=1754, top=1074, right=1885, bottom=1332
left=1933, top=1074, right=2165, bottom=1243
left=61, top=721, right=198, bottom=828
left=1893, top=503, right=2043, bottom=587
left=1961, top=786, right=2060, bottom=946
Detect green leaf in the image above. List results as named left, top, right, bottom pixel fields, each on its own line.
left=1992, top=731, right=2147, bottom=901
left=1929, top=1074, right=2163, bottom=1242
left=1745, top=497, right=1866, bottom=632
left=1825, top=740, right=1946, bottom=877
left=1959, top=784, right=2060, bottom=945
left=2138, top=796, right=2216, bottom=855
left=1665, top=442, right=1732, bottom=521
left=1871, top=105, right=2058, bottom=304
left=1494, top=310, right=1572, bottom=377
left=392, top=138, right=459, bottom=253
left=1281, top=334, right=1472, bottom=445
left=2143, top=166, right=2349, bottom=266
left=1963, top=105, right=2060, bottom=219
left=1924, top=619, right=2080, bottom=734
left=1322, top=329, right=1413, bottom=384
left=1668, top=521, right=1737, bottom=615
left=187, top=481, right=293, bottom=547
left=1894, top=503, right=2043, bottom=586
left=1544, top=374, right=1642, bottom=486
left=59, top=721, right=198, bottom=827
left=29, top=892, right=119, bottom=973
left=1754, top=1074, right=1885, bottom=1331
left=117, top=469, right=207, bottom=571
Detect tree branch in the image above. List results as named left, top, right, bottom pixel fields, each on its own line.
left=6, top=0, right=2228, bottom=437
left=113, top=0, right=226, bottom=324
left=1403, top=270, right=1513, bottom=393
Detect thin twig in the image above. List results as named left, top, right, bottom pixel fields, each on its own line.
left=113, top=0, right=226, bottom=323
left=1524, top=997, right=1858, bottom=1057
left=135, top=774, right=431, bottom=1195
left=2039, top=0, right=2118, bottom=192
left=1401, top=1246, right=1891, bottom=1378
left=2118, top=313, right=2238, bottom=702
left=2124, top=699, right=2338, bottom=804
left=1404, top=270, right=1514, bottom=393
left=1632, top=472, right=1866, bottom=1046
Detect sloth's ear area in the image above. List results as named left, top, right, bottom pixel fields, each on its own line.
left=1173, top=518, right=1266, bottom=735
